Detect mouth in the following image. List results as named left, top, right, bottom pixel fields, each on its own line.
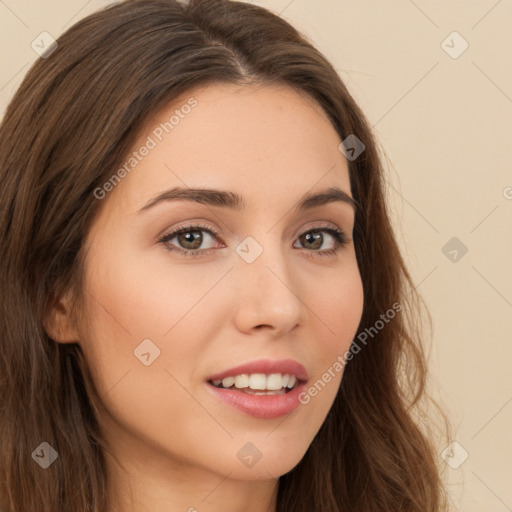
left=205, top=358, right=309, bottom=417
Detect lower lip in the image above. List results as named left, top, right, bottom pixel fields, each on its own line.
left=206, top=381, right=307, bottom=419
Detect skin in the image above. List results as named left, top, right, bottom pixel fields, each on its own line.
left=47, top=82, right=364, bottom=512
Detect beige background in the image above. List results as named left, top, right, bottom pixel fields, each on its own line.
left=1, top=1, right=511, bottom=510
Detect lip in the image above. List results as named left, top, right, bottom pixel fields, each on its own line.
left=205, top=358, right=309, bottom=420
left=206, top=379, right=307, bottom=419
left=206, top=358, right=309, bottom=382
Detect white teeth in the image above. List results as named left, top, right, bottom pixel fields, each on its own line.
left=221, top=376, right=235, bottom=388
left=249, top=373, right=267, bottom=390
left=234, top=374, right=250, bottom=388
left=287, top=375, right=296, bottom=389
left=266, top=373, right=284, bottom=390
left=210, top=372, right=300, bottom=391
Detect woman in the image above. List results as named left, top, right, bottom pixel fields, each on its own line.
left=0, top=0, right=450, bottom=510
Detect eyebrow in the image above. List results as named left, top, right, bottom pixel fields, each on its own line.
left=138, top=185, right=358, bottom=214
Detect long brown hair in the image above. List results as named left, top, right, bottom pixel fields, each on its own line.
left=0, top=0, right=450, bottom=510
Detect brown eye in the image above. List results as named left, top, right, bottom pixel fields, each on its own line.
left=175, top=229, right=203, bottom=250
left=294, top=228, right=349, bottom=257
left=298, top=231, right=324, bottom=250
left=159, top=224, right=222, bottom=257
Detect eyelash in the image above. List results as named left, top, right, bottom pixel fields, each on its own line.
left=158, top=223, right=350, bottom=259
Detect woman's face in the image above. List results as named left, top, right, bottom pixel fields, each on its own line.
left=72, top=83, right=364, bottom=484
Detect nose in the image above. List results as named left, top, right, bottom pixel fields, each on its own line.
left=231, top=237, right=307, bottom=336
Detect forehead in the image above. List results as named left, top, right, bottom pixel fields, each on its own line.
left=107, top=82, right=352, bottom=214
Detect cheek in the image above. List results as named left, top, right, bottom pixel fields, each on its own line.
left=81, top=244, right=224, bottom=338
left=289, top=257, right=364, bottom=414
left=306, top=257, right=364, bottom=349
left=76, top=250, right=226, bottom=460
left=77, top=245, right=230, bottom=393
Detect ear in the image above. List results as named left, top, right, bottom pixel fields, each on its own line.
left=43, top=288, right=80, bottom=344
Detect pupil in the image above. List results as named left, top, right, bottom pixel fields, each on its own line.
left=304, top=232, right=321, bottom=249
left=180, top=231, right=201, bottom=249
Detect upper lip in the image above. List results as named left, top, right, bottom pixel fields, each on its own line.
left=207, top=358, right=309, bottom=383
